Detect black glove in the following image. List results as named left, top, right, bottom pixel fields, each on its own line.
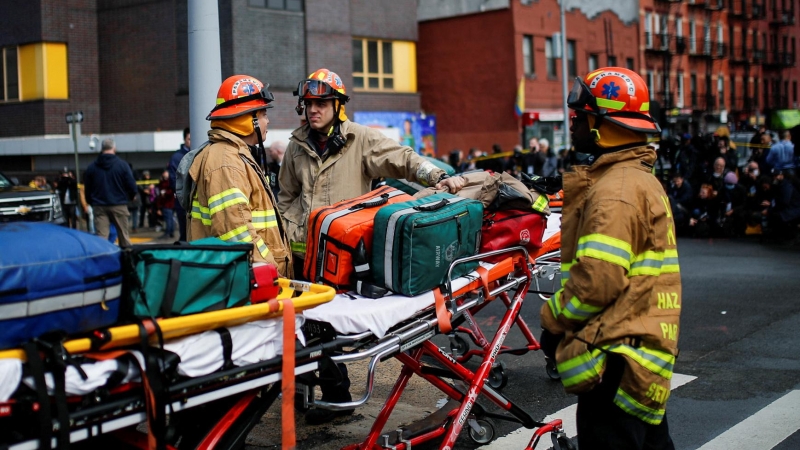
left=539, top=328, right=564, bottom=361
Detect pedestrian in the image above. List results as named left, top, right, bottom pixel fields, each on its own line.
left=278, top=68, right=465, bottom=425
left=526, top=137, right=545, bottom=176
left=540, top=139, right=559, bottom=177
left=156, top=170, right=175, bottom=239
left=83, top=138, right=138, bottom=247
left=539, top=67, right=681, bottom=450
left=138, top=170, right=156, bottom=230
left=56, top=168, right=79, bottom=229
left=168, top=127, right=191, bottom=241
left=127, top=165, right=141, bottom=234
left=766, top=130, right=795, bottom=177
left=266, top=139, right=286, bottom=196
left=186, top=74, right=292, bottom=276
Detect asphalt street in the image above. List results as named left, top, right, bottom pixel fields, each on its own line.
left=245, top=236, right=800, bottom=450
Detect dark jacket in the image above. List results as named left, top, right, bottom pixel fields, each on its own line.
left=84, top=153, right=137, bottom=206
left=57, top=175, right=79, bottom=206
left=168, top=145, right=191, bottom=211
left=774, top=178, right=800, bottom=223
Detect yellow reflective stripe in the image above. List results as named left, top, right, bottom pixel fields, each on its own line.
left=532, top=195, right=549, bottom=212
left=557, top=348, right=606, bottom=388
left=595, top=98, right=627, bottom=110
left=614, top=388, right=665, bottom=425
left=561, top=295, right=604, bottom=321
left=547, top=289, right=564, bottom=319
left=640, top=101, right=650, bottom=112
left=576, top=234, right=632, bottom=270
left=219, top=224, right=251, bottom=242
left=561, top=261, right=572, bottom=287
left=291, top=241, right=307, bottom=253
left=629, top=249, right=680, bottom=276
left=251, top=210, right=278, bottom=229
left=606, top=344, right=674, bottom=378
left=191, top=200, right=212, bottom=226
left=661, top=248, right=680, bottom=274
left=255, top=237, right=269, bottom=258
left=629, top=250, right=664, bottom=276
left=208, top=188, right=248, bottom=215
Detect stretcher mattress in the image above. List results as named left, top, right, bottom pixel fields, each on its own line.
left=543, top=212, right=561, bottom=242
left=0, top=316, right=305, bottom=402
left=303, top=262, right=494, bottom=338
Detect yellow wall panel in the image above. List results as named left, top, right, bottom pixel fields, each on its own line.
left=18, top=43, right=44, bottom=100
left=44, top=43, right=69, bottom=99
left=392, top=41, right=417, bottom=93
left=16, top=42, right=69, bottom=101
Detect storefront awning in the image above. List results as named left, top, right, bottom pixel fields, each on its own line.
left=522, top=109, right=577, bottom=124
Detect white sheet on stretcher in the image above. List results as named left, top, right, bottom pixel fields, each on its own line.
left=303, top=262, right=495, bottom=339
left=0, top=316, right=304, bottom=402
left=543, top=213, right=561, bottom=242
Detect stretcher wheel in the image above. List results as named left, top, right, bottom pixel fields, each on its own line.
left=552, top=432, right=577, bottom=450
left=487, top=362, right=508, bottom=390
left=450, top=335, right=469, bottom=358
left=467, top=418, right=496, bottom=444
left=546, top=359, right=560, bottom=380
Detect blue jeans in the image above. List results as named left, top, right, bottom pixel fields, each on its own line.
left=162, top=208, right=174, bottom=237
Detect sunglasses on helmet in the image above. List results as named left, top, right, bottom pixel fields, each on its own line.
left=567, top=77, right=599, bottom=112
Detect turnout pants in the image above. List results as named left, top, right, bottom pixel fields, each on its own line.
left=576, top=355, right=675, bottom=450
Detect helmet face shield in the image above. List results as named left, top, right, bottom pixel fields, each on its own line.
left=297, top=79, right=337, bottom=99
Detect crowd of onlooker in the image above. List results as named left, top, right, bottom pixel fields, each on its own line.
left=442, top=136, right=568, bottom=179
left=663, top=126, right=800, bottom=244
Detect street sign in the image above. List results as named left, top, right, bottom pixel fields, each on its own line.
left=65, top=111, right=84, bottom=124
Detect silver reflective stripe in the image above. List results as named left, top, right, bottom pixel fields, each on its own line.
left=0, top=284, right=122, bottom=320
left=354, top=263, right=370, bottom=272
left=383, top=196, right=465, bottom=288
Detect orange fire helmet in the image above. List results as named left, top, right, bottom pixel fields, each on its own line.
left=206, top=75, right=274, bottom=121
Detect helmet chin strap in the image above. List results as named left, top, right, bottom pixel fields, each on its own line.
left=252, top=113, right=267, bottom=173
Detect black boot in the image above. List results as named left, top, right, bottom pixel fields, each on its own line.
left=304, top=363, right=355, bottom=425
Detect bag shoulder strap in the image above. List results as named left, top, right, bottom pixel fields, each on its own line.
left=176, top=141, right=212, bottom=211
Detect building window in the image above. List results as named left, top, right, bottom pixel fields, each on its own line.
left=248, top=0, right=303, bottom=11
left=753, top=80, right=759, bottom=109
left=545, top=38, right=557, bottom=78
left=645, top=12, right=653, bottom=48
left=731, top=75, right=736, bottom=110
left=677, top=72, right=684, bottom=108
left=608, top=55, right=617, bottom=66
left=352, top=38, right=416, bottom=92
left=1, top=47, right=18, bottom=102
left=523, top=35, right=535, bottom=77
left=794, top=81, right=798, bottom=106
left=588, top=54, right=598, bottom=72
left=567, top=40, right=576, bottom=78
left=691, top=74, right=697, bottom=107
left=703, top=22, right=711, bottom=54
left=689, top=20, right=697, bottom=53
left=676, top=17, right=683, bottom=38
left=647, top=71, right=654, bottom=95
left=626, top=58, right=634, bottom=70
left=718, top=75, right=725, bottom=109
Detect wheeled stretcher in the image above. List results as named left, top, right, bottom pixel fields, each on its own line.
left=0, top=279, right=335, bottom=450
left=300, top=248, right=570, bottom=449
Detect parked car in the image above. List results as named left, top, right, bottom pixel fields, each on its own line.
left=0, top=171, right=64, bottom=224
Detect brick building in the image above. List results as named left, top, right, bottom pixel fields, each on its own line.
left=0, top=0, right=422, bottom=176
left=640, top=0, right=798, bottom=135
left=418, top=0, right=641, bottom=154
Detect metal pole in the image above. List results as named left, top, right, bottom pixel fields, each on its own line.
left=188, top=0, right=222, bottom=150
left=560, top=0, right=571, bottom=152
left=72, top=119, right=81, bottom=186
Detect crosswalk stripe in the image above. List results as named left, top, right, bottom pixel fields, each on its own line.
left=481, top=372, right=696, bottom=449
left=696, top=390, right=800, bottom=450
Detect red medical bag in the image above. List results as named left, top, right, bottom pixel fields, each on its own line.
left=479, top=209, right=546, bottom=263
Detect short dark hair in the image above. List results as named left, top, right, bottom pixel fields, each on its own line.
left=183, top=127, right=190, bottom=139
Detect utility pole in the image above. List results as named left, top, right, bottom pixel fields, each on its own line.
left=188, top=0, right=222, bottom=149
left=65, top=111, right=84, bottom=185
left=560, top=0, right=571, bottom=152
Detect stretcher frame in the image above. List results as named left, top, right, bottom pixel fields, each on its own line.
left=0, top=280, right=336, bottom=450
left=301, top=247, right=566, bottom=449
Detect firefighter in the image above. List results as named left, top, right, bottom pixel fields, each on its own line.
left=187, top=75, right=292, bottom=277
left=277, top=68, right=465, bottom=425
left=539, top=67, right=681, bottom=449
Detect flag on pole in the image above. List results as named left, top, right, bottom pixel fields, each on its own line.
left=514, top=77, right=525, bottom=118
